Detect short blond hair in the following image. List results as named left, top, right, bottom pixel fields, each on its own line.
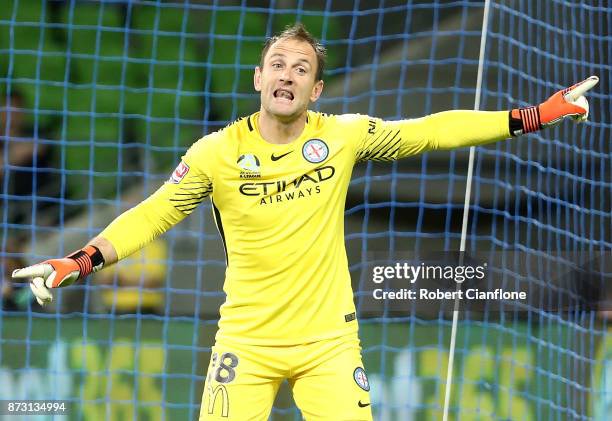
left=260, top=23, right=327, bottom=81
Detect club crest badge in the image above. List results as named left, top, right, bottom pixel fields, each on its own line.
left=353, top=367, right=370, bottom=391
left=302, top=139, right=329, bottom=163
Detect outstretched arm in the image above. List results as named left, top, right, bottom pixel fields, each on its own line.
left=12, top=137, right=215, bottom=306
left=355, top=76, right=599, bottom=161
left=12, top=180, right=205, bottom=305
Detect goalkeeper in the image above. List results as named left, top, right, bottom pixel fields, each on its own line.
left=12, top=23, right=598, bottom=420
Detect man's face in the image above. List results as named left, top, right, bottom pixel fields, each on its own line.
left=254, top=38, right=324, bottom=122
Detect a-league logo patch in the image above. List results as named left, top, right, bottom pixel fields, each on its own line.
left=302, top=139, right=329, bottom=163
left=170, top=161, right=190, bottom=184
left=237, top=154, right=260, bottom=172
left=353, top=367, right=370, bottom=391
left=237, top=153, right=261, bottom=179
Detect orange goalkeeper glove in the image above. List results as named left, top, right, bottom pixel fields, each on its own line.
left=509, top=76, right=599, bottom=136
left=11, top=245, right=105, bottom=306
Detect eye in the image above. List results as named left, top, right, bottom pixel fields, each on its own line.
left=296, top=67, right=307, bottom=74
left=271, top=62, right=282, bottom=69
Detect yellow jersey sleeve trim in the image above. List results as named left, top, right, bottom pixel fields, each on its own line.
left=99, top=186, right=187, bottom=260
left=100, top=174, right=211, bottom=260
left=100, top=135, right=216, bottom=260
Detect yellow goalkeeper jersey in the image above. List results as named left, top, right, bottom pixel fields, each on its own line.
left=101, top=110, right=509, bottom=345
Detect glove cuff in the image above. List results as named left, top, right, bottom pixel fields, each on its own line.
left=67, top=245, right=105, bottom=280
left=509, top=107, right=541, bottom=136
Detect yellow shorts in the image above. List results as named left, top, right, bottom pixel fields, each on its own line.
left=199, top=334, right=373, bottom=421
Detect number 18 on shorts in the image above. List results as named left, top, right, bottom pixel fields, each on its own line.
left=199, top=337, right=373, bottom=421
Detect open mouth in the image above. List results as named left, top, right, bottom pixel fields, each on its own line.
left=273, top=89, right=294, bottom=102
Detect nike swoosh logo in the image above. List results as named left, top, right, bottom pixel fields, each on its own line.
left=358, top=401, right=371, bottom=408
left=271, top=151, right=293, bottom=161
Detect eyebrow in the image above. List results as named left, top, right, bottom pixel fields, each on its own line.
left=268, top=53, right=312, bottom=67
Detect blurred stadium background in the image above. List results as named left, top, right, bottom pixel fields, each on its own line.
left=0, top=0, right=610, bottom=420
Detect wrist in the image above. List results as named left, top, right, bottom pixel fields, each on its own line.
left=509, top=107, right=541, bottom=136
left=66, top=245, right=105, bottom=279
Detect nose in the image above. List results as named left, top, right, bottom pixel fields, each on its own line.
left=279, top=68, right=293, bottom=84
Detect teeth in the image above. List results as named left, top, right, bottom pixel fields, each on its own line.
left=275, top=90, right=293, bottom=100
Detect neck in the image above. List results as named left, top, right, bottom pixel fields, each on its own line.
left=257, top=108, right=307, bottom=145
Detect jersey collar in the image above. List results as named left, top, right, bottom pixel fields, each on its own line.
left=246, top=111, right=313, bottom=148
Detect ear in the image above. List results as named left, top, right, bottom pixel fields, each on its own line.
left=254, top=66, right=262, bottom=92
left=310, top=79, right=324, bottom=102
